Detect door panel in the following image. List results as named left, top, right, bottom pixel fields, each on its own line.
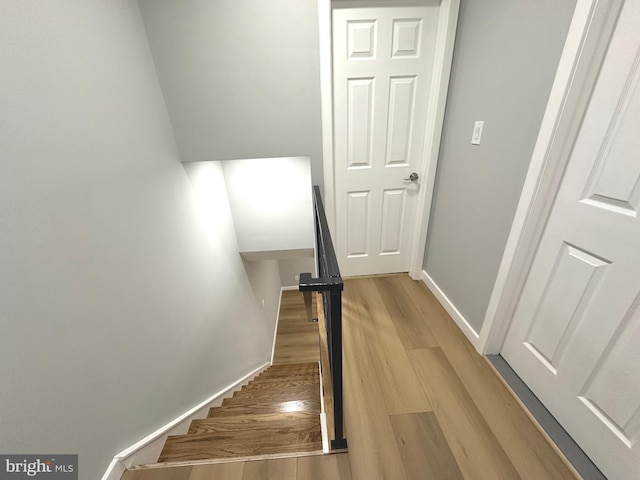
left=502, top=2, right=640, bottom=478
left=346, top=191, right=370, bottom=257
left=347, top=78, right=374, bottom=168
left=333, top=6, right=438, bottom=276
left=386, top=76, right=417, bottom=166
left=580, top=64, right=640, bottom=216
left=580, top=299, right=640, bottom=447
left=347, top=20, right=376, bottom=59
left=524, top=243, right=609, bottom=373
left=380, top=189, right=406, bottom=254
left=391, top=19, right=422, bottom=58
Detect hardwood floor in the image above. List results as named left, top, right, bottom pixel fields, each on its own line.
left=342, top=275, right=579, bottom=480
left=156, top=363, right=323, bottom=463
left=121, top=454, right=352, bottom=480
left=123, top=276, right=579, bottom=479
left=272, top=291, right=320, bottom=365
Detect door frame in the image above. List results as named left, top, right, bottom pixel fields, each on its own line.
left=317, top=0, right=460, bottom=279
left=477, top=0, right=625, bottom=354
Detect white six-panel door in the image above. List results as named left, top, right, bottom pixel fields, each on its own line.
left=333, top=7, right=438, bottom=276
left=501, top=2, right=640, bottom=478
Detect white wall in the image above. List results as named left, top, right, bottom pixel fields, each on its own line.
left=137, top=0, right=325, bottom=189
left=220, top=157, right=314, bottom=259
left=423, top=0, right=577, bottom=334
left=0, top=2, right=272, bottom=478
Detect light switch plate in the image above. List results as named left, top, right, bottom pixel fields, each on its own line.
left=472, top=121, right=484, bottom=145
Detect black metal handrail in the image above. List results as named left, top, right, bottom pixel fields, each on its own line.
left=299, top=186, right=347, bottom=450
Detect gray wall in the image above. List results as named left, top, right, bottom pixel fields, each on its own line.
left=0, top=2, right=273, bottom=478
left=279, top=257, right=316, bottom=287
left=243, top=259, right=284, bottom=351
left=138, top=0, right=325, bottom=189
left=423, top=0, right=576, bottom=333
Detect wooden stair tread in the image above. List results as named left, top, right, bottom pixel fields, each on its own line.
left=158, top=420, right=322, bottom=462
left=188, top=412, right=319, bottom=434
left=260, top=361, right=317, bottom=370
left=247, top=377, right=320, bottom=389
left=156, top=362, right=324, bottom=465
left=223, top=392, right=319, bottom=406
left=254, top=371, right=318, bottom=383
left=250, top=375, right=320, bottom=388
left=254, top=373, right=318, bottom=383
left=208, top=399, right=322, bottom=417
left=231, top=381, right=320, bottom=400
left=256, top=363, right=318, bottom=378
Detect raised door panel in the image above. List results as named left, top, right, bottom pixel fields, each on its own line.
left=580, top=295, right=640, bottom=448
left=380, top=189, right=406, bottom=254
left=580, top=60, right=640, bottom=216
left=347, top=78, right=375, bottom=169
left=346, top=191, right=370, bottom=258
left=391, top=19, right=422, bottom=58
left=524, top=244, right=609, bottom=373
left=385, top=76, right=416, bottom=166
left=347, top=20, right=377, bottom=60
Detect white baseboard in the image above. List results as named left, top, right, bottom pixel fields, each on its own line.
left=271, top=288, right=286, bottom=364
left=421, top=270, right=480, bottom=345
left=281, top=285, right=299, bottom=291
left=320, top=412, right=329, bottom=454
left=101, top=362, right=269, bottom=480
left=317, top=359, right=329, bottom=454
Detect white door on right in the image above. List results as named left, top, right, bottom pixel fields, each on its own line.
left=501, top=2, right=640, bottom=479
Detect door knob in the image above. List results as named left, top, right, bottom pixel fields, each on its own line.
left=404, top=172, right=419, bottom=181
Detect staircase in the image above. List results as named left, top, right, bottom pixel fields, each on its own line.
left=156, top=362, right=324, bottom=463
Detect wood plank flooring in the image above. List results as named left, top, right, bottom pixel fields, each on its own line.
left=272, top=291, right=320, bottom=365
left=121, top=454, right=352, bottom=480
left=342, top=274, right=579, bottom=480
left=157, top=363, right=323, bottom=463
left=157, top=416, right=321, bottom=461
left=123, top=275, right=578, bottom=479
left=389, top=412, right=463, bottom=479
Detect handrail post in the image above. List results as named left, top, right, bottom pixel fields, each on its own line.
left=302, top=290, right=316, bottom=323
left=329, top=289, right=347, bottom=449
